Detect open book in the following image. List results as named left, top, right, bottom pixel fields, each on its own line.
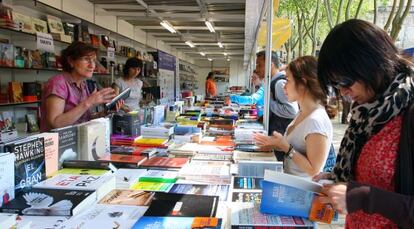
left=260, top=170, right=336, bottom=223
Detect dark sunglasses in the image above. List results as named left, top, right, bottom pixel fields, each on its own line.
left=331, top=78, right=355, bottom=89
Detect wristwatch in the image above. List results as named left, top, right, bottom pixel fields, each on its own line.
left=285, top=144, right=295, bottom=159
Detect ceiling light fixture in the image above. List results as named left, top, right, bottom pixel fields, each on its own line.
left=185, top=40, right=195, bottom=48
left=223, top=52, right=228, bottom=56
left=200, top=52, right=206, bottom=56
left=208, top=58, right=213, bottom=61
left=217, top=42, right=223, bottom=48
left=227, top=58, right=231, bottom=61
left=205, top=20, right=215, bottom=33
left=160, top=20, right=176, bottom=33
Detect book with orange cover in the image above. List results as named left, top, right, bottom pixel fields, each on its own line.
left=139, top=157, right=189, bottom=169
left=8, top=81, right=23, bottom=102
left=99, top=154, right=147, bottom=168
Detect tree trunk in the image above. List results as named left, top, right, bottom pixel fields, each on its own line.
left=373, top=0, right=377, bottom=24
left=384, top=0, right=398, bottom=31
left=312, top=0, right=321, bottom=56
left=324, top=0, right=334, bottom=29
left=390, top=0, right=413, bottom=40
left=298, top=11, right=304, bottom=57
left=354, top=0, right=364, bottom=18
left=336, top=0, right=345, bottom=24
left=345, top=0, right=352, bottom=20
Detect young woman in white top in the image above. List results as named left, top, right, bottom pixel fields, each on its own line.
left=112, top=57, right=143, bottom=112
left=254, top=56, right=336, bottom=179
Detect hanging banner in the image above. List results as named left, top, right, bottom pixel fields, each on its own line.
left=257, top=18, right=291, bottom=49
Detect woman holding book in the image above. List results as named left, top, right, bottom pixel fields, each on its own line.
left=112, top=57, right=143, bottom=112
left=41, top=41, right=121, bottom=132
left=254, top=56, right=336, bottom=179
left=315, top=19, right=414, bottom=228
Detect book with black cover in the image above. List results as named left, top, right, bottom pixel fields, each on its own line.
left=0, top=188, right=95, bottom=216
left=144, top=193, right=218, bottom=217
left=4, top=137, right=45, bottom=192
left=51, top=126, right=78, bottom=168
left=105, top=88, right=131, bottom=110
left=62, top=160, right=111, bottom=170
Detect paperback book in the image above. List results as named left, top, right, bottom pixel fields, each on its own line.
left=98, top=189, right=154, bottom=206
left=139, top=157, right=189, bottom=169
left=133, top=217, right=221, bottom=229
left=0, top=188, right=96, bottom=216
left=0, top=153, right=15, bottom=207
left=144, top=193, right=219, bottom=217
left=169, top=184, right=229, bottom=201
left=232, top=191, right=262, bottom=203
left=4, top=137, right=46, bottom=191
left=51, top=125, right=79, bottom=168
left=232, top=176, right=263, bottom=190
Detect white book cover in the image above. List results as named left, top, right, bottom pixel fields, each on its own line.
left=36, top=132, right=59, bottom=177
left=0, top=153, right=15, bottom=207
left=34, top=174, right=115, bottom=199
left=0, top=213, right=16, bottom=229
left=91, top=117, right=111, bottom=154
left=78, top=121, right=107, bottom=161
left=142, top=170, right=178, bottom=179
left=17, top=215, right=69, bottom=229
left=59, top=204, right=148, bottom=229
left=114, top=169, right=147, bottom=189
left=237, top=161, right=283, bottom=177
left=233, top=151, right=276, bottom=161
left=264, top=170, right=322, bottom=193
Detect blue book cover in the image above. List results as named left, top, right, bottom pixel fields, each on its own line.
left=260, top=180, right=315, bottom=218
left=132, top=217, right=195, bottom=229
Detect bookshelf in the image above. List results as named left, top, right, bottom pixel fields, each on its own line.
left=179, top=61, right=198, bottom=93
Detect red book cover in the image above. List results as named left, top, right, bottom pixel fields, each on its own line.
left=99, top=154, right=147, bottom=165
left=139, top=157, right=189, bottom=169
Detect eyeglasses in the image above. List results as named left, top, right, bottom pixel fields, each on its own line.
left=78, top=56, right=97, bottom=65
left=332, top=78, right=355, bottom=89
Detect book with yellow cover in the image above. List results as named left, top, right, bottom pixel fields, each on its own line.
left=56, top=168, right=109, bottom=176
left=130, top=181, right=173, bottom=192
left=134, top=137, right=168, bottom=147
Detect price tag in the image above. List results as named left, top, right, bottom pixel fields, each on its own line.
left=36, top=32, right=54, bottom=52
left=107, top=47, right=115, bottom=60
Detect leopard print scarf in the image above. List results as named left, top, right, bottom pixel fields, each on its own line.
left=332, top=71, right=414, bottom=182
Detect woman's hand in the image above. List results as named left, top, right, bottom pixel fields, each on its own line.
left=312, top=172, right=332, bottom=182
left=86, top=88, right=116, bottom=107
left=318, top=183, right=348, bottom=214
left=115, top=99, right=124, bottom=112
left=254, top=131, right=289, bottom=151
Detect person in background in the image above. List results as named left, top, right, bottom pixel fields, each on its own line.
left=254, top=56, right=336, bottom=179
left=226, top=67, right=265, bottom=117
left=255, top=50, right=298, bottom=135
left=112, top=57, right=143, bottom=112
left=315, top=19, right=414, bottom=228
left=41, top=41, right=121, bottom=132
left=205, top=71, right=217, bottom=98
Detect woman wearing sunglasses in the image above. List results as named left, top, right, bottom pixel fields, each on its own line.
left=41, top=41, right=121, bottom=132
left=254, top=56, right=336, bottom=179
left=316, top=19, right=414, bottom=228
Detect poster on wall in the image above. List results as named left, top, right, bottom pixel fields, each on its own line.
left=157, top=51, right=176, bottom=101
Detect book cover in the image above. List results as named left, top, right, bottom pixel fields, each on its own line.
left=56, top=168, right=109, bottom=176
left=134, top=136, right=168, bottom=147
left=233, top=176, right=263, bottom=190
left=31, top=17, right=48, bottom=33
left=144, top=193, right=219, bottom=217
left=169, top=184, right=229, bottom=201
left=139, top=170, right=178, bottom=183
left=36, top=132, right=59, bottom=177
left=231, top=202, right=314, bottom=228
left=81, top=24, right=91, bottom=43
left=4, top=137, right=45, bottom=192
left=25, top=113, right=39, bottom=133
left=14, top=45, right=24, bottom=68
left=1, top=43, right=13, bottom=67
left=89, top=34, right=100, bottom=47
left=130, top=181, right=173, bottom=192
left=59, top=204, right=148, bottom=228
left=30, top=49, right=43, bottom=69
left=12, top=11, right=34, bottom=33
left=98, top=189, right=154, bottom=206
left=133, top=216, right=221, bottom=229
left=46, top=15, right=64, bottom=34
left=0, top=153, right=15, bottom=207
left=51, top=125, right=79, bottom=168
left=0, top=188, right=96, bottom=216
left=78, top=121, right=106, bottom=161
left=260, top=170, right=335, bottom=223
left=99, top=154, right=147, bottom=168
left=34, top=174, right=115, bottom=200
left=114, top=168, right=147, bottom=188
left=16, top=216, right=69, bottom=229
left=139, top=157, right=188, bottom=169
left=232, top=191, right=262, bottom=203
left=8, top=81, right=23, bottom=102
